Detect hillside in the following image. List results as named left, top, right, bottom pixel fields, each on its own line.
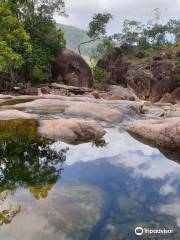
left=57, top=24, right=99, bottom=56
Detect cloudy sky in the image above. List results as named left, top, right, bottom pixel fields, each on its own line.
left=55, top=0, right=180, bottom=34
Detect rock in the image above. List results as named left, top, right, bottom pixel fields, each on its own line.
left=97, top=48, right=129, bottom=85
left=127, top=64, right=154, bottom=100
left=126, top=117, right=180, bottom=149
left=108, top=85, right=137, bottom=101
left=20, top=87, right=39, bottom=96
left=153, top=52, right=168, bottom=61
left=51, top=49, right=93, bottom=88
left=136, top=52, right=145, bottom=59
left=49, top=83, right=93, bottom=95
left=160, top=87, right=180, bottom=104
left=0, top=94, right=12, bottom=99
left=0, top=110, right=38, bottom=120
left=127, top=61, right=177, bottom=102
left=159, top=93, right=173, bottom=104
left=151, top=60, right=177, bottom=99
left=41, top=86, right=51, bottom=94
left=38, top=118, right=105, bottom=143
left=64, top=103, right=123, bottom=123
left=176, top=51, right=180, bottom=57
left=11, top=97, right=141, bottom=124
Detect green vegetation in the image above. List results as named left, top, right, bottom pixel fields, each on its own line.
left=0, top=0, right=66, bottom=86
left=92, top=65, right=110, bottom=84
left=78, top=13, right=113, bottom=55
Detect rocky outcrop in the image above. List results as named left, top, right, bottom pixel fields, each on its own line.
left=160, top=87, right=180, bottom=104
left=97, top=48, right=179, bottom=102
left=52, top=49, right=93, bottom=88
left=127, top=60, right=177, bottom=102
left=97, top=48, right=129, bottom=85
left=126, top=117, right=180, bottom=149
left=38, top=118, right=105, bottom=143
left=126, top=65, right=154, bottom=100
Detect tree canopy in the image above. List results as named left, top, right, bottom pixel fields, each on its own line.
left=0, top=0, right=66, bottom=85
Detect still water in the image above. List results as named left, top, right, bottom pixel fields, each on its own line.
left=0, top=128, right=180, bottom=239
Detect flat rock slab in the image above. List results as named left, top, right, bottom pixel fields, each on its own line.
left=0, top=110, right=38, bottom=120
left=9, top=97, right=141, bottom=124
left=126, top=117, right=180, bottom=148
left=38, top=118, right=105, bottom=144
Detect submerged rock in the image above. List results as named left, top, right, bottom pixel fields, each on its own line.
left=126, top=117, right=180, bottom=149
left=38, top=118, right=105, bottom=143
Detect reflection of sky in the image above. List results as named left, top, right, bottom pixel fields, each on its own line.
left=54, top=128, right=180, bottom=180
left=1, top=128, right=180, bottom=239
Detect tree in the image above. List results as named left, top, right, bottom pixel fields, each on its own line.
left=167, top=19, right=180, bottom=43
left=0, top=0, right=66, bottom=84
left=0, top=2, right=32, bottom=81
left=92, top=36, right=116, bottom=60
left=78, top=13, right=113, bottom=55
left=144, top=23, right=169, bottom=48
left=114, top=20, right=144, bottom=47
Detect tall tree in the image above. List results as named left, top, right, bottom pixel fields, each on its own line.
left=78, top=13, right=112, bottom=55
left=0, top=2, right=31, bottom=81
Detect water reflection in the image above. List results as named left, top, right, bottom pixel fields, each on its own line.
left=0, top=127, right=180, bottom=239
left=0, top=120, right=68, bottom=226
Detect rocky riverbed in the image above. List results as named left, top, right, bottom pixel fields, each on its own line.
left=0, top=92, right=180, bottom=155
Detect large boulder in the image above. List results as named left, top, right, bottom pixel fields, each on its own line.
left=127, top=65, right=154, bottom=100
left=126, top=118, right=180, bottom=149
left=151, top=60, right=177, bottom=101
left=52, top=49, right=93, bottom=88
left=127, top=60, right=177, bottom=102
left=38, top=118, right=105, bottom=143
left=160, top=87, right=180, bottom=104
left=107, top=85, right=137, bottom=101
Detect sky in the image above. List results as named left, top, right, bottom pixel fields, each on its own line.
left=55, top=0, right=180, bottom=34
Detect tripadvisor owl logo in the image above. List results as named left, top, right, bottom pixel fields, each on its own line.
left=135, top=227, right=144, bottom=236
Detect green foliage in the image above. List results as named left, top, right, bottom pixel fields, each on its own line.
left=87, top=13, right=113, bottom=40
left=92, top=37, right=116, bottom=60
left=0, top=0, right=66, bottom=84
left=78, top=12, right=112, bottom=55
left=92, top=65, right=110, bottom=84
left=0, top=2, right=31, bottom=74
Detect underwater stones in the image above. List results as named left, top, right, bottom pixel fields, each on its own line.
left=38, top=118, right=105, bottom=143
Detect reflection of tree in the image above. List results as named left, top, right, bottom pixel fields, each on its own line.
left=0, top=119, right=68, bottom=225
left=92, top=138, right=108, bottom=148
left=0, top=190, right=20, bottom=226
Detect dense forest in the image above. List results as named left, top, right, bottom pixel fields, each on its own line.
left=1, top=1, right=180, bottom=88
left=0, top=0, right=66, bottom=86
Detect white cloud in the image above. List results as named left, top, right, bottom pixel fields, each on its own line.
left=55, top=0, right=180, bottom=34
